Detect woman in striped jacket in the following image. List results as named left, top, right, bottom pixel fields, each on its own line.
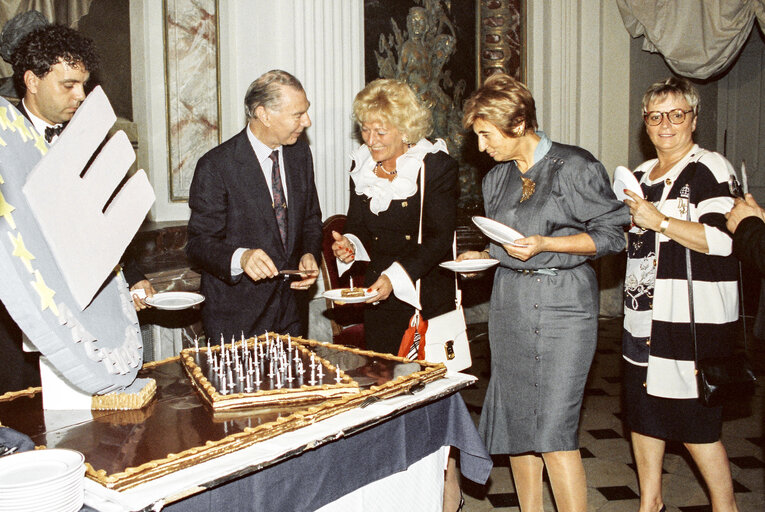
left=621, top=77, right=740, bottom=512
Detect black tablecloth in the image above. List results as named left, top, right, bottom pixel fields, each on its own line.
left=83, top=392, right=490, bottom=512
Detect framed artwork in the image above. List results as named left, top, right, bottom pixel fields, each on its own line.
left=163, top=0, right=222, bottom=201
left=479, top=0, right=524, bottom=81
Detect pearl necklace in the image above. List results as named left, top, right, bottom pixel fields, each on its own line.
left=374, top=161, right=397, bottom=181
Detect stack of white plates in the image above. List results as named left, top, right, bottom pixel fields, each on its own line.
left=0, top=449, right=85, bottom=512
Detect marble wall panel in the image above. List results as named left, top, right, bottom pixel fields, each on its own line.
left=164, top=0, right=220, bottom=201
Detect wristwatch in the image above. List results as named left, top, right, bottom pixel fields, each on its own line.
left=659, top=216, right=670, bottom=234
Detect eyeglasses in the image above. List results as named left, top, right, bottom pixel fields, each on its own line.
left=643, top=109, right=694, bottom=126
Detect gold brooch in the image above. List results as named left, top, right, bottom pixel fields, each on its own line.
left=520, top=176, right=536, bottom=202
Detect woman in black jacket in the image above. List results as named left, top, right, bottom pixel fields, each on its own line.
left=331, top=78, right=458, bottom=355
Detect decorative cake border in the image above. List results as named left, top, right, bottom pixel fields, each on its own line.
left=0, top=340, right=446, bottom=491
left=89, top=337, right=445, bottom=490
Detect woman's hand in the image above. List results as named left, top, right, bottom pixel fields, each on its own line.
left=502, top=235, right=544, bottom=261
left=623, top=189, right=663, bottom=232
left=456, top=250, right=488, bottom=278
left=624, top=189, right=709, bottom=253
left=331, top=231, right=355, bottom=263
left=455, top=250, right=486, bottom=262
left=366, top=274, right=393, bottom=303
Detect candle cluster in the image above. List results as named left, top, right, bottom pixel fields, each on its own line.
left=193, top=333, right=344, bottom=396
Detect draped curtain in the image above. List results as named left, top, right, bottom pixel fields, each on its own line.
left=0, top=0, right=93, bottom=78
left=617, top=0, right=765, bottom=79
left=1, top=0, right=93, bottom=27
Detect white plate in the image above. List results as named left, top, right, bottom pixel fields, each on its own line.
left=0, top=449, right=83, bottom=489
left=440, top=259, right=500, bottom=272
left=613, top=165, right=644, bottom=202
left=145, top=291, right=205, bottom=310
left=323, top=288, right=376, bottom=304
left=0, top=487, right=82, bottom=510
left=472, top=216, right=526, bottom=246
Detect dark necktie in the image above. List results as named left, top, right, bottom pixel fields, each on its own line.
left=44, top=124, right=64, bottom=142
left=269, top=150, right=288, bottom=249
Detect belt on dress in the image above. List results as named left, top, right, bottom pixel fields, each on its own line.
left=515, top=268, right=558, bottom=276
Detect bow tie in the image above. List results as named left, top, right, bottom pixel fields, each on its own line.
left=44, top=124, right=64, bottom=142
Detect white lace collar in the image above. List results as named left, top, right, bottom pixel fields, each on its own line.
left=349, top=138, right=448, bottom=215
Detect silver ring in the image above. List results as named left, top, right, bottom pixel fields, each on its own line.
left=373, top=301, right=380, bottom=305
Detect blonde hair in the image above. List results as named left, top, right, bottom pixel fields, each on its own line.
left=462, top=73, right=538, bottom=137
left=641, top=76, right=700, bottom=116
left=352, top=79, right=433, bottom=142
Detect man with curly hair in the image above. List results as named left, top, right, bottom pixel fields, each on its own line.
left=10, top=23, right=98, bottom=141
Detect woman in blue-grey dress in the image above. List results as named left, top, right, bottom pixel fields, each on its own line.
left=458, top=74, right=629, bottom=511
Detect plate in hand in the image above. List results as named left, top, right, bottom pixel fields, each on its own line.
left=472, top=216, right=526, bottom=246
left=145, top=291, right=205, bottom=310
left=439, top=259, right=499, bottom=272
left=323, top=288, right=376, bottom=304
left=613, top=166, right=644, bottom=202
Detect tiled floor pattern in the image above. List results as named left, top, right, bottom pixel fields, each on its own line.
left=458, top=318, right=765, bottom=511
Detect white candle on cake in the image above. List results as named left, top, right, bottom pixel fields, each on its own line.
left=275, top=368, right=283, bottom=389
left=220, top=371, right=227, bottom=394
left=255, top=359, right=261, bottom=386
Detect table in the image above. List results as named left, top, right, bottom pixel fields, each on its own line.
left=81, top=374, right=492, bottom=511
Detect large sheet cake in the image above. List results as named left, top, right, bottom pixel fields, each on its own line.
left=0, top=335, right=446, bottom=491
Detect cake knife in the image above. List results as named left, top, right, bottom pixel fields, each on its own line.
left=741, top=160, right=749, bottom=195
left=279, top=269, right=319, bottom=276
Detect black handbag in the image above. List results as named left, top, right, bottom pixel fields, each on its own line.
left=696, top=355, right=756, bottom=407
left=683, top=183, right=756, bottom=407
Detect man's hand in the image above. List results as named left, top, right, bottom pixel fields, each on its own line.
left=331, top=231, right=355, bottom=263
left=130, top=279, right=156, bottom=311
left=241, top=249, right=279, bottom=281
left=291, top=253, right=319, bottom=290
left=726, top=193, right=765, bottom=234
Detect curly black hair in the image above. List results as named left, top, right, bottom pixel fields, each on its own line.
left=10, top=24, right=99, bottom=94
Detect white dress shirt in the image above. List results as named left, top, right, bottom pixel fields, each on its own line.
left=21, top=99, right=63, bottom=144
left=231, top=127, right=290, bottom=276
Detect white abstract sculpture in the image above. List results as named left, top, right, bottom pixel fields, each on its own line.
left=0, top=86, right=155, bottom=396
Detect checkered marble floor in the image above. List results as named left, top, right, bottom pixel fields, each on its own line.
left=457, top=318, right=765, bottom=511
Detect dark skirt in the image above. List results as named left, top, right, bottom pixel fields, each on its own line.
left=623, top=361, right=722, bottom=443
left=363, top=303, right=413, bottom=355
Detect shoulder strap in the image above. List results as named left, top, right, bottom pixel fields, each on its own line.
left=414, top=162, right=461, bottom=310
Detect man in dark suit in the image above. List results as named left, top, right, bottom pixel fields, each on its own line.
left=186, top=70, right=322, bottom=341
left=726, top=193, right=765, bottom=275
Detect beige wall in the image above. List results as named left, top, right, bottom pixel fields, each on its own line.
left=527, top=0, right=631, bottom=177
